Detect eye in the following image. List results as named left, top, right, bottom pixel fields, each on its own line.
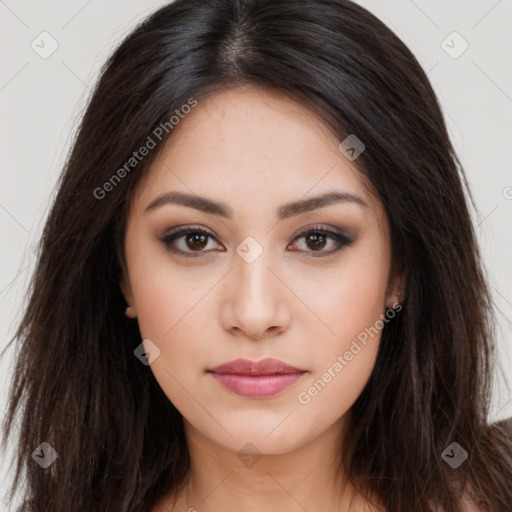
left=159, top=224, right=354, bottom=258
left=160, top=226, right=223, bottom=257
left=288, top=225, right=354, bottom=256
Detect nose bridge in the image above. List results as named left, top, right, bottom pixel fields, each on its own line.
left=221, top=234, right=291, bottom=337
left=234, top=235, right=275, bottom=302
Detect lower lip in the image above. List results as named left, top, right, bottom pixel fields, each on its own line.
left=209, top=372, right=306, bottom=398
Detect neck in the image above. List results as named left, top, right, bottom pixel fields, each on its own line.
left=169, top=413, right=373, bottom=512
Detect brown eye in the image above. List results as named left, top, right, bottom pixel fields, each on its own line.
left=160, top=225, right=354, bottom=258
left=184, top=232, right=208, bottom=251
left=304, top=232, right=328, bottom=251
left=160, top=227, right=222, bottom=257
left=290, top=226, right=353, bottom=256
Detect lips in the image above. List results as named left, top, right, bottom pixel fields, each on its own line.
left=208, top=358, right=307, bottom=398
left=209, top=358, right=306, bottom=375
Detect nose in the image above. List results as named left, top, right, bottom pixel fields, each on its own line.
left=219, top=246, right=292, bottom=341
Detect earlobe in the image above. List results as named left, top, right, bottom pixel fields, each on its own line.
left=386, top=295, right=401, bottom=310
left=125, top=306, right=137, bottom=319
left=386, top=265, right=406, bottom=309
left=386, top=291, right=403, bottom=309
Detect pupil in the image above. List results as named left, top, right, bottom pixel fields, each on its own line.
left=307, top=233, right=326, bottom=250
left=187, top=233, right=207, bottom=250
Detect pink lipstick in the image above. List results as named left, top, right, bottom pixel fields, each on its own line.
left=208, top=358, right=307, bottom=398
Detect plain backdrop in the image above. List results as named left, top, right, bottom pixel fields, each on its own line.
left=1, top=0, right=511, bottom=509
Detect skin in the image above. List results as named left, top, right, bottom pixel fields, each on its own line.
left=120, top=86, right=404, bottom=512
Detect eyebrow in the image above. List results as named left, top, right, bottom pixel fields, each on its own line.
left=144, top=190, right=368, bottom=220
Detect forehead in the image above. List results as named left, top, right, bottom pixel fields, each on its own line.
left=134, top=86, right=378, bottom=217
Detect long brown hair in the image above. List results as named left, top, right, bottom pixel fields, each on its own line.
left=2, top=1, right=511, bottom=511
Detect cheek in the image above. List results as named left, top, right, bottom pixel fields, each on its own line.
left=127, top=246, right=223, bottom=373
left=128, top=244, right=209, bottom=339
left=294, top=253, right=388, bottom=411
left=309, top=254, right=389, bottom=352
left=295, top=288, right=385, bottom=423
left=130, top=264, right=211, bottom=415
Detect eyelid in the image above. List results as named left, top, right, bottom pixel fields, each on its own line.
left=289, top=224, right=353, bottom=256
left=159, top=223, right=354, bottom=257
left=160, top=225, right=221, bottom=258
left=292, top=223, right=352, bottom=241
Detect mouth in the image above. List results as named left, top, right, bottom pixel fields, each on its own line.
left=207, top=358, right=307, bottom=398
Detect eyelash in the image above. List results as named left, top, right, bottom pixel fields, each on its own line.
left=159, top=224, right=354, bottom=258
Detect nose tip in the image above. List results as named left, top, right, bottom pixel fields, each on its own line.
left=221, top=254, right=292, bottom=340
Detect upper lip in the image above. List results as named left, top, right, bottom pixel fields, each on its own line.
left=209, top=358, right=306, bottom=375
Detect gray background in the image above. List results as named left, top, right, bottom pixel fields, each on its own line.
left=1, top=0, right=511, bottom=509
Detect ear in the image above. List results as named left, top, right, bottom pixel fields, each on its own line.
left=119, top=270, right=134, bottom=306
left=385, top=260, right=406, bottom=309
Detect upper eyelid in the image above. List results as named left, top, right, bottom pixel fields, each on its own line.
left=162, top=224, right=347, bottom=241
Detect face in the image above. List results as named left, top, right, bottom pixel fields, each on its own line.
left=120, top=86, right=402, bottom=457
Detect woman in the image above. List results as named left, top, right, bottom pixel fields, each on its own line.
left=1, top=0, right=511, bottom=511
